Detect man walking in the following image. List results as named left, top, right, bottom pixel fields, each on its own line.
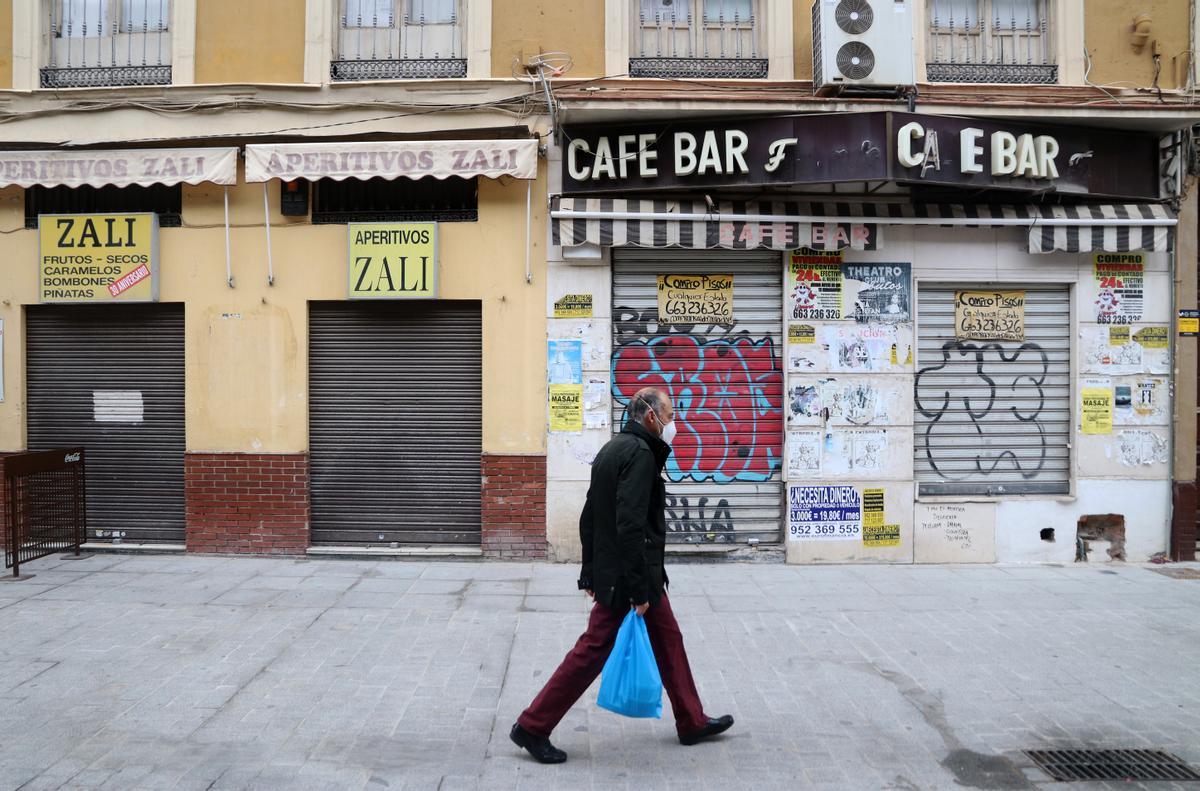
left=510, top=387, right=734, bottom=764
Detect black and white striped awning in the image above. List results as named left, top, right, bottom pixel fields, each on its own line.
left=550, top=198, right=1176, bottom=254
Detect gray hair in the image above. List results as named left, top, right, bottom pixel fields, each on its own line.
left=628, top=387, right=667, bottom=422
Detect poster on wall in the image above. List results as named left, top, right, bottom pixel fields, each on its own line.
left=657, top=274, right=733, bottom=325
left=788, top=485, right=861, bottom=541
left=1080, top=325, right=1169, bottom=374
left=549, top=385, right=583, bottom=432
left=1117, top=377, right=1167, bottom=425
left=1093, top=253, right=1144, bottom=324
left=821, top=324, right=913, bottom=371
left=1080, top=380, right=1114, bottom=435
left=844, top=264, right=911, bottom=323
left=790, top=251, right=843, bottom=320
left=788, top=378, right=902, bottom=427
left=822, top=429, right=887, bottom=475
left=1109, top=429, right=1168, bottom=467
left=553, top=293, right=593, bottom=318
left=954, top=290, right=1026, bottom=341
left=547, top=340, right=583, bottom=385
left=787, top=430, right=822, bottom=478
left=861, top=488, right=900, bottom=547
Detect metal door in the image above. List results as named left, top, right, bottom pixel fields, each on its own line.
left=914, top=285, right=1071, bottom=495
left=308, top=300, right=482, bottom=544
left=612, top=249, right=785, bottom=543
left=25, top=304, right=186, bottom=543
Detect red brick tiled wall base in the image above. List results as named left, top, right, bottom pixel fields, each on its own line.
left=185, top=453, right=309, bottom=555
left=1171, top=481, right=1197, bottom=561
left=481, top=453, right=547, bottom=559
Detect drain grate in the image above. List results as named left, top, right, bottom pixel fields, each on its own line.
left=1025, top=749, right=1200, bottom=782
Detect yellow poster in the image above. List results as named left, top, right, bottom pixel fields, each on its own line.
left=549, top=384, right=583, bottom=432
left=658, top=274, right=733, bottom=324
left=1133, top=327, right=1169, bottom=349
left=39, top=213, right=158, bottom=303
left=863, top=525, right=901, bottom=547
left=348, top=223, right=437, bottom=299
left=788, top=324, right=816, bottom=344
left=1108, top=326, right=1130, bottom=346
left=553, top=294, right=593, bottom=318
left=1081, top=387, right=1113, bottom=435
left=954, top=290, right=1025, bottom=341
left=862, top=488, right=885, bottom=528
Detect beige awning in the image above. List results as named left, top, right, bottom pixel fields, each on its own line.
left=0, top=147, right=239, bottom=189
left=243, top=139, right=539, bottom=183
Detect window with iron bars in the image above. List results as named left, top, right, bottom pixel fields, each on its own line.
left=24, top=184, right=183, bottom=229
left=630, top=0, right=767, bottom=79
left=311, top=177, right=478, bottom=224
left=42, top=0, right=172, bottom=89
left=332, top=0, right=467, bottom=81
left=926, top=0, right=1057, bottom=84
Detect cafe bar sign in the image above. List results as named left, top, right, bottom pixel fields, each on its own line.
left=348, top=223, right=438, bottom=299
left=561, top=111, right=1160, bottom=200
left=39, top=213, right=159, bottom=303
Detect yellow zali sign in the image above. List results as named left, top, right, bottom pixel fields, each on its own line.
left=39, top=213, right=158, bottom=303
left=348, top=223, right=437, bottom=299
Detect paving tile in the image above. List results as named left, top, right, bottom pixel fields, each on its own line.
left=1, top=555, right=1198, bottom=790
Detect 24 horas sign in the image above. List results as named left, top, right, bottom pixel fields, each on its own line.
left=39, top=213, right=158, bottom=303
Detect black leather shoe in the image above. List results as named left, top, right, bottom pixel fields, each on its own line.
left=510, top=723, right=568, bottom=764
left=678, top=715, right=734, bottom=746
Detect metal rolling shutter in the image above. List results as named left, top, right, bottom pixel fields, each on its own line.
left=25, top=304, right=186, bottom=543
left=308, top=301, right=482, bottom=545
left=612, top=249, right=785, bottom=543
left=914, top=285, right=1071, bottom=496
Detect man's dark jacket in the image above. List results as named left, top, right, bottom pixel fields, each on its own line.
left=577, top=420, right=670, bottom=610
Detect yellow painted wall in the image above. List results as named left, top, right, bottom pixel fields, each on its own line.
left=1084, top=0, right=1193, bottom=89
left=0, top=2, right=13, bottom=89
left=793, top=0, right=813, bottom=81
left=491, top=0, right=607, bottom=78
left=0, top=171, right=548, bottom=456
left=195, top=0, right=306, bottom=84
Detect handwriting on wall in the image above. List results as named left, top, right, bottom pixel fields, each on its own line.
left=915, top=340, right=1049, bottom=481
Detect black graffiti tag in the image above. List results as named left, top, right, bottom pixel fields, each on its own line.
left=665, top=494, right=734, bottom=538
left=914, top=340, right=1049, bottom=480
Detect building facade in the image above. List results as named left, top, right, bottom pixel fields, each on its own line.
left=0, top=1, right=1197, bottom=564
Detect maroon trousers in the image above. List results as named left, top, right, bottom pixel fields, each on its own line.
left=517, top=593, right=708, bottom=737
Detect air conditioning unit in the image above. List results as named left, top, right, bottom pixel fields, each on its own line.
left=813, top=0, right=914, bottom=89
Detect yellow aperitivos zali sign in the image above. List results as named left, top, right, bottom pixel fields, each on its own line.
left=39, top=213, right=158, bottom=303
left=348, top=223, right=437, bottom=299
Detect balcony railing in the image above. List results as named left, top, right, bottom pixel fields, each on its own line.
left=927, top=0, right=1056, bottom=84
left=332, top=0, right=467, bottom=81
left=630, top=0, right=767, bottom=79
left=42, top=0, right=172, bottom=89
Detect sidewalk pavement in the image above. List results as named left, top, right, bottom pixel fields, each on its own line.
left=1, top=553, right=1199, bottom=791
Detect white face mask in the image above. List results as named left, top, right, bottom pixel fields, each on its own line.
left=659, top=418, right=677, bottom=445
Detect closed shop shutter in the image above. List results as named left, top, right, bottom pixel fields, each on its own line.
left=25, top=304, right=186, bottom=543
left=611, top=249, right=785, bottom=543
left=308, top=301, right=482, bottom=545
left=914, top=285, right=1071, bottom=496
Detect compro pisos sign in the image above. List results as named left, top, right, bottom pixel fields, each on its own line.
left=39, top=213, right=159, bottom=303
left=348, top=223, right=437, bottom=299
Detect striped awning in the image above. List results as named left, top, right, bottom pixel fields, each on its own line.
left=551, top=198, right=880, bottom=251
left=550, top=198, right=1176, bottom=254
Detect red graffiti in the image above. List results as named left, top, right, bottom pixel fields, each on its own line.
left=613, top=334, right=783, bottom=483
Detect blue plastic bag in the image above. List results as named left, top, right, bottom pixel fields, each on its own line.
left=596, top=610, right=663, bottom=719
